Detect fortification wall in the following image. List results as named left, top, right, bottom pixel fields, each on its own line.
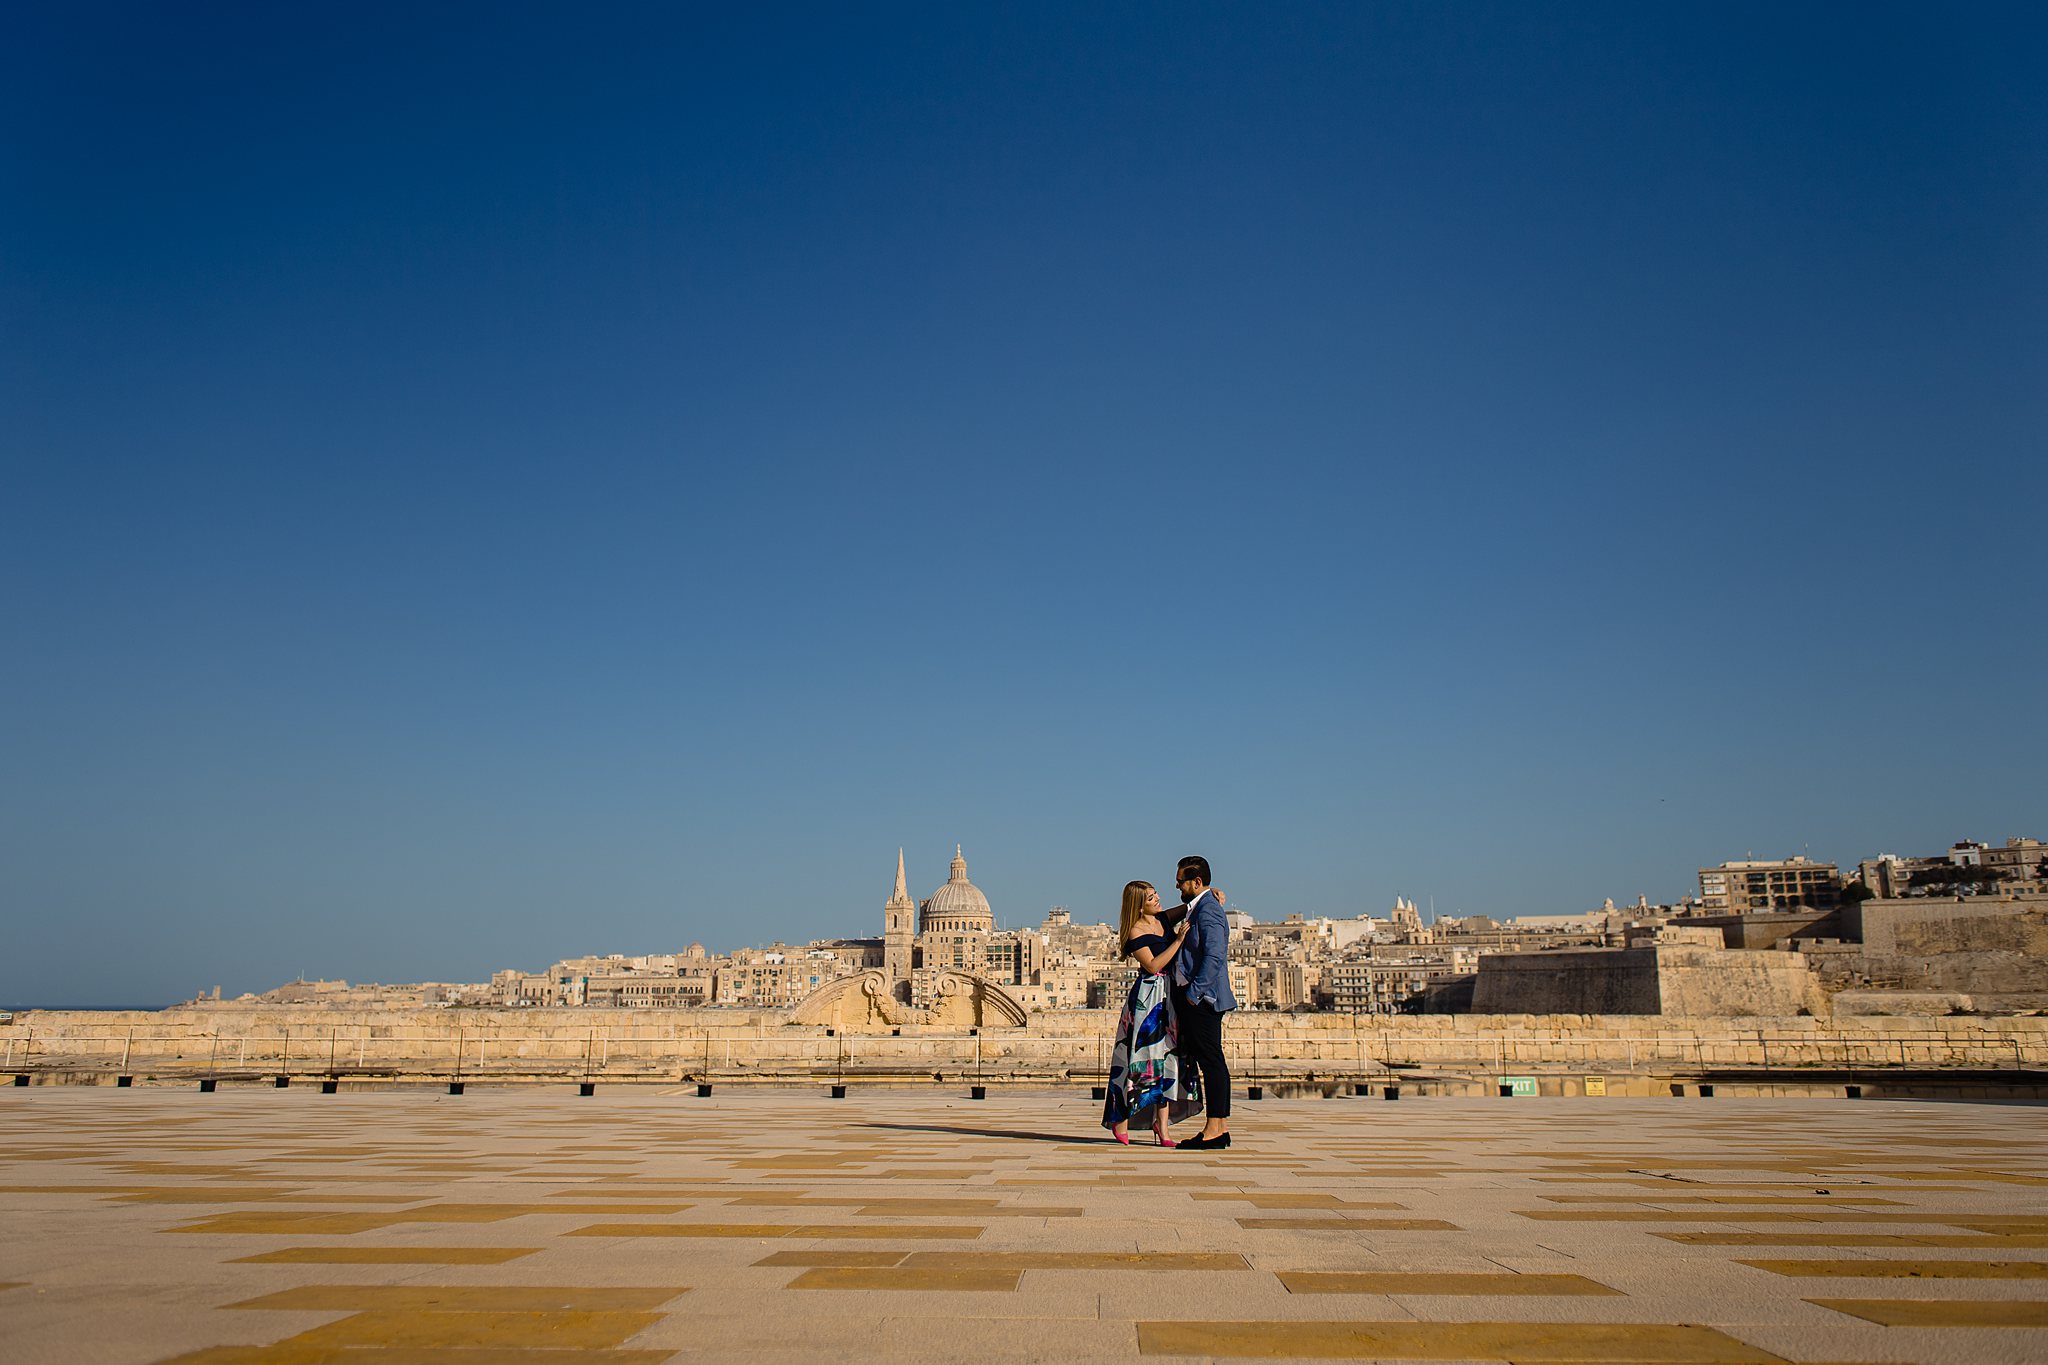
left=1463, top=945, right=1821, bottom=1017
left=1655, top=946, right=1824, bottom=1017
left=7, top=1006, right=2045, bottom=1082
left=1468, top=948, right=1660, bottom=1014
left=1817, top=896, right=2048, bottom=1009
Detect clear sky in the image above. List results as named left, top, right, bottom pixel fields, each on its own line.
left=4, top=4, right=2043, bottom=1006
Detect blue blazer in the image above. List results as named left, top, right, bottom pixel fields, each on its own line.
left=1173, top=889, right=1238, bottom=1012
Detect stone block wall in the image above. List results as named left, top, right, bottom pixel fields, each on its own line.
left=6, top=1006, right=2045, bottom=1083
left=1655, top=946, right=1824, bottom=1017
left=1817, top=896, right=2048, bottom=1009
left=1463, top=944, right=1820, bottom=1017
left=1468, top=948, right=1660, bottom=1014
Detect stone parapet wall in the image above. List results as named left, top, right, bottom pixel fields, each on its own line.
left=8, top=1007, right=2046, bottom=1081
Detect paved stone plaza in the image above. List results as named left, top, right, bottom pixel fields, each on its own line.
left=2, top=1088, right=2045, bottom=1363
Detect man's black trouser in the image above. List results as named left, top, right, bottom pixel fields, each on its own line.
left=1172, top=986, right=1231, bottom=1120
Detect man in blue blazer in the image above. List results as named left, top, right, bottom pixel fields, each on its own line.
left=1169, top=854, right=1235, bottom=1150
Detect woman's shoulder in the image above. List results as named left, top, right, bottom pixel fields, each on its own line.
left=1125, top=924, right=1172, bottom=953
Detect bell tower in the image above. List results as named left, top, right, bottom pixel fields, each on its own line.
left=883, top=848, right=916, bottom=987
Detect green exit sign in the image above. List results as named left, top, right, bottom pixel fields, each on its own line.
left=1499, top=1076, right=1538, bottom=1097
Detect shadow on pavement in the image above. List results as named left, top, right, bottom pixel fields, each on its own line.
left=860, top=1121, right=1102, bottom=1145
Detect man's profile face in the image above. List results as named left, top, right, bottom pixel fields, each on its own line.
left=1176, top=867, right=1203, bottom=902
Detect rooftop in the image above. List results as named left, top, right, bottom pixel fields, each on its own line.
left=4, top=1089, right=2046, bottom=1362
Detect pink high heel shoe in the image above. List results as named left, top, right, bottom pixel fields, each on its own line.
left=1111, top=1129, right=1131, bottom=1145
left=1153, top=1127, right=1176, bottom=1148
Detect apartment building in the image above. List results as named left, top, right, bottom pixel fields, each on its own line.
left=1697, top=857, right=1842, bottom=913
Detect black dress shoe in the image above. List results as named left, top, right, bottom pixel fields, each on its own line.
left=1180, top=1132, right=1232, bottom=1151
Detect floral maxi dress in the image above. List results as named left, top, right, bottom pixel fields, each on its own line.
left=1101, top=934, right=1201, bottom=1131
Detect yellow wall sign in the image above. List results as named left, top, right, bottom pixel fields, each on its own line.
left=1584, top=1076, right=1607, bottom=1096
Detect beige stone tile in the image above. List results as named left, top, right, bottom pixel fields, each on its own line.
left=547, top=1188, right=729, bottom=1198
left=159, top=1347, right=672, bottom=1364
left=1541, top=1193, right=1908, bottom=1205
left=226, top=1285, right=687, bottom=1312
left=1189, top=1192, right=1404, bottom=1209
left=788, top=1265, right=1021, bottom=1291
left=227, top=1247, right=541, bottom=1264
left=168, top=1210, right=419, bottom=1235
left=874, top=1315, right=1130, bottom=1362
left=900, top=1251, right=1248, bottom=1271
left=1238, top=1216, right=1459, bottom=1230
left=562, top=1221, right=983, bottom=1240
left=1738, top=1258, right=2048, bottom=1279
left=1135, top=1318, right=1790, bottom=1360
left=1807, top=1297, right=2048, bottom=1327
left=1279, top=1271, right=1620, bottom=1295
left=285, top=1307, right=665, bottom=1349
left=751, top=1250, right=910, bottom=1267
left=1659, top=1231, right=2048, bottom=1247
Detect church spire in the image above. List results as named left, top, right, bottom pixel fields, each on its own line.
left=950, top=844, right=968, bottom=882
left=883, top=847, right=914, bottom=986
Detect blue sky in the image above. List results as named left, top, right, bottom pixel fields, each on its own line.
left=4, top=3, right=2043, bottom=1005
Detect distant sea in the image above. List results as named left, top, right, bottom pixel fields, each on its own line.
left=4, top=1005, right=171, bottom=1012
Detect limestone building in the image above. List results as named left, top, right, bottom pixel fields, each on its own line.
left=1697, top=856, right=1843, bottom=913
left=916, top=846, right=997, bottom=985
left=920, top=845, right=997, bottom=934
left=792, top=846, right=1027, bottom=1030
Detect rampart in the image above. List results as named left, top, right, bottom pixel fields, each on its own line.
left=1468, top=944, right=1823, bottom=1016
left=7, top=1007, right=2045, bottom=1093
left=1816, top=897, right=2048, bottom=1010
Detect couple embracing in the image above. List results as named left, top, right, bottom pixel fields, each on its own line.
left=1101, top=854, right=1235, bottom=1152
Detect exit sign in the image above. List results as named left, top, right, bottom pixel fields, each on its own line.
left=1499, top=1075, right=1538, bottom=1097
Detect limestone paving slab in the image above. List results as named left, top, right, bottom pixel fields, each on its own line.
left=2, top=1089, right=2046, bottom=1363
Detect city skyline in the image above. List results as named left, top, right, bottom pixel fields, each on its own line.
left=6, top=6, right=2043, bottom=1006
left=14, top=828, right=2035, bottom=1009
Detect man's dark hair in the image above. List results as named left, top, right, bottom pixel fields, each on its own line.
left=1177, top=855, right=1211, bottom=886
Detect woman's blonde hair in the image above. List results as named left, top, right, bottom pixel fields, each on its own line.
left=1118, top=881, right=1154, bottom=955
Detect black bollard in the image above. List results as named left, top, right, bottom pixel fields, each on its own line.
left=275, top=1075, right=290, bottom=1089
left=116, top=1076, right=133, bottom=1088
left=1247, top=1086, right=1263, bottom=1101
left=1383, top=1085, right=1400, bottom=1100
left=830, top=1084, right=847, bottom=1099
left=696, top=1083, right=713, bottom=1098
left=970, top=1086, right=987, bottom=1100
left=199, top=1079, right=217, bottom=1093
left=1845, top=1084, right=1862, bottom=1099
left=447, top=1082, right=464, bottom=1095
left=12, top=1074, right=29, bottom=1087
left=1091, top=1086, right=1106, bottom=1101
left=321, top=1080, right=338, bottom=1094
left=579, top=1082, right=596, bottom=1097
left=1698, top=1084, right=1715, bottom=1098
left=1499, top=1083, right=1514, bottom=1098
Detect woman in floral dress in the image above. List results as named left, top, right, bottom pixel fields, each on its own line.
left=1102, top=880, right=1201, bottom=1145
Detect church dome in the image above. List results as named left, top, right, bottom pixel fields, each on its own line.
left=920, top=845, right=995, bottom=934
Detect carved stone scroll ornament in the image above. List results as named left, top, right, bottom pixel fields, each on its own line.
left=791, top=970, right=1028, bottom=1032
